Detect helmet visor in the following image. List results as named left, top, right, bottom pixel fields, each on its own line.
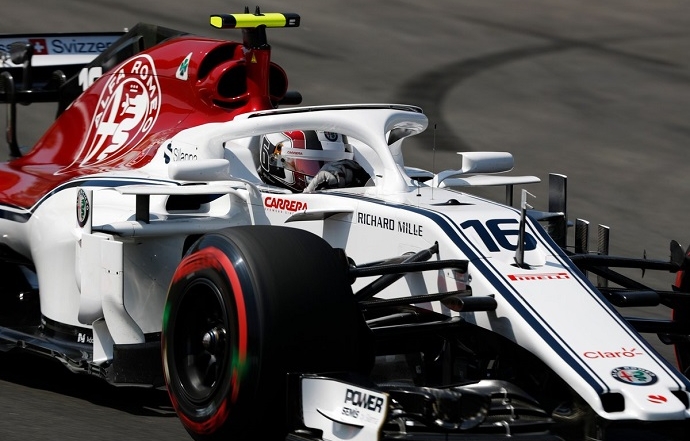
left=282, top=157, right=324, bottom=179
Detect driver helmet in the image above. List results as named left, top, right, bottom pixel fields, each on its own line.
left=258, top=130, right=354, bottom=192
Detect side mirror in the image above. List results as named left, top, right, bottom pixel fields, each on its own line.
left=8, top=41, right=33, bottom=92
left=8, top=41, right=33, bottom=65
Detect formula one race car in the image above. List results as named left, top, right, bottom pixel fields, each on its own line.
left=1, top=9, right=689, bottom=441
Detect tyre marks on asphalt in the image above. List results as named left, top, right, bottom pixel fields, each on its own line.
left=397, top=14, right=683, bottom=154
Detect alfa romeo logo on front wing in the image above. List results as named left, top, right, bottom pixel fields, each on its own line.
left=610, top=366, right=658, bottom=386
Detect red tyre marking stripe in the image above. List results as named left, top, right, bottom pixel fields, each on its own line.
left=167, top=246, right=249, bottom=434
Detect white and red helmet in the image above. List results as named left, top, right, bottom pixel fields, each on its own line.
left=258, top=130, right=354, bottom=192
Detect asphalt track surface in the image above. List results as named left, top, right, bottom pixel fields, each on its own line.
left=0, top=1, right=689, bottom=440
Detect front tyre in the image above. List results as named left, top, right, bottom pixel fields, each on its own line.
left=162, top=226, right=370, bottom=441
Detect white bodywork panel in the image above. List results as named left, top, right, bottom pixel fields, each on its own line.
left=1, top=105, right=687, bottom=423
left=301, top=376, right=389, bottom=441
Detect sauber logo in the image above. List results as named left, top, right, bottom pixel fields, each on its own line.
left=60, top=54, right=161, bottom=172
left=264, top=196, right=307, bottom=212
left=507, top=272, right=570, bottom=281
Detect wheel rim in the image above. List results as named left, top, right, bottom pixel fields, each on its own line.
left=173, top=278, right=232, bottom=405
